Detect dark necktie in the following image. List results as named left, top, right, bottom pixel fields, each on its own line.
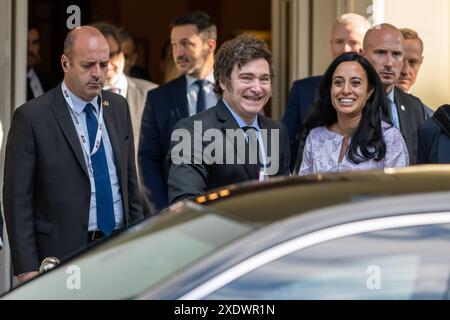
left=242, top=126, right=261, bottom=179
left=84, top=103, right=115, bottom=235
left=195, top=79, right=206, bottom=113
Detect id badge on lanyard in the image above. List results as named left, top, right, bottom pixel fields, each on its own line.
left=61, top=82, right=105, bottom=176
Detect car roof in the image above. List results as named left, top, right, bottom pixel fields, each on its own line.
left=4, top=165, right=450, bottom=300
left=191, top=165, right=450, bottom=224
left=141, top=188, right=450, bottom=299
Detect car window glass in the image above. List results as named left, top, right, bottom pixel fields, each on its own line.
left=4, top=211, right=253, bottom=299
left=206, top=223, right=450, bottom=299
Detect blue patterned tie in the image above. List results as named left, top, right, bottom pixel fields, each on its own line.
left=195, top=79, right=206, bottom=113
left=84, top=103, right=115, bottom=235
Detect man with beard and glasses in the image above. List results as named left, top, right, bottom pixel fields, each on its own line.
left=3, top=26, right=143, bottom=283
left=139, top=11, right=218, bottom=211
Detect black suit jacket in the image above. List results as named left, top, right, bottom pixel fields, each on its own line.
left=394, top=88, right=427, bottom=164
left=168, top=100, right=291, bottom=204
left=3, top=84, right=143, bottom=275
left=138, top=75, right=188, bottom=209
left=282, top=76, right=323, bottom=171
left=417, top=114, right=450, bottom=164
left=26, top=68, right=53, bottom=101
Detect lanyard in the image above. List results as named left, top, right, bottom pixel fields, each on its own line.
left=61, top=82, right=105, bottom=175
left=244, top=128, right=268, bottom=181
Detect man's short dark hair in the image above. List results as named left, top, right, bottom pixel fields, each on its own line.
left=170, top=11, right=217, bottom=41
left=117, top=27, right=134, bottom=46
left=90, top=22, right=122, bottom=51
left=28, top=21, right=40, bottom=33
left=213, top=34, right=273, bottom=96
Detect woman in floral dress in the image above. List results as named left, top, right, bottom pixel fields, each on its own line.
left=297, top=52, right=408, bottom=175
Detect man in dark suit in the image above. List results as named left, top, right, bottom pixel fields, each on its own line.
left=396, top=28, right=433, bottom=118
left=27, top=24, right=53, bottom=101
left=362, top=24, right=427, bottom=164
left=3, top=26, right=143, bottom=283
left=417, top=105, right=450, bottom=164
left=139, top=11, right=218, bottom=210
left=168, top=34, right=290, bottom=203
left=283, top=13, right=371, bottom=170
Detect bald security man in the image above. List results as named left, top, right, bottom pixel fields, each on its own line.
left=3, top=26, right=143, bottom=283
left=362, top=23, right=427, bottom=164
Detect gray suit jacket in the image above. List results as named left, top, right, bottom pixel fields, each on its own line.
left=126, top=76, right=158, bottom=154
left=3, top=85, right=143, bottom=275
left=168, top=100, right=291, bottom=204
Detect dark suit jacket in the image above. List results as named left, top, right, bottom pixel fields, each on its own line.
left=126, top=76, right=158, bottom=215
left=417, top=113, right=450, bottom=164
left=3, top=85, right=143, bottom=275
left=138, top=75, right=188, bottom=210
left=27, top=68, right=53, bottom=101
left=168, top=100, right=291, bottom=204
left=394, top=88, right=427, bottom=164
left=282, top=76, right=323, bottom=171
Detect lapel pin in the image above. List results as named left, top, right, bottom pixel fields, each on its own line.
left=102, top=100, right=109, bottom=107
left=401, top=105, right=405, bottom=111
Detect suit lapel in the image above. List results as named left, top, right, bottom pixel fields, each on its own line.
left=170, top=76, right=189, bottom=121
left=394, top=89, right=411, bottom=133
left=216, top=101, right=256, bottom=180
left=50, top=87, right=89, bottom=177
left=101, top=94, right=123, bottom=172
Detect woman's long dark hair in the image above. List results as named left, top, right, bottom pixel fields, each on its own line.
left=295, top=52, right=391, bottom=168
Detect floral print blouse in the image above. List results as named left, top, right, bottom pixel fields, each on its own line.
left=299, top=122, right=409, bottom=175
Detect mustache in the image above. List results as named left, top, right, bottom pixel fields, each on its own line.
left=176, top=56, right=189, bottom=64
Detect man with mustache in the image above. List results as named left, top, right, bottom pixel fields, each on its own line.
left=139, top=11, right=218, bottom=211
left=396, top=28, right=433, bottom=118
left=362, top=23, right=427, bottom=164
left=3, top=26, right=143, bottom=283
left=27, top=23, right=53, bottom=101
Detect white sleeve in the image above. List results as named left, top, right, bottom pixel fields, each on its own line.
left=299, top=133, right=314, bottom=175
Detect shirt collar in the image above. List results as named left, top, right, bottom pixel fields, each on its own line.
left=27, top=67, right=37, bottom=79
left=186, top=70, right=215, bottom=88
left=222, top=98, right=260, bottom=130
left=62, top=80, right=99, bottom=116
left=104, top=73, right=128, bottom=97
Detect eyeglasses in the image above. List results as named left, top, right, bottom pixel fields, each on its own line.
left=109, top=50, right=121, bottom=59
